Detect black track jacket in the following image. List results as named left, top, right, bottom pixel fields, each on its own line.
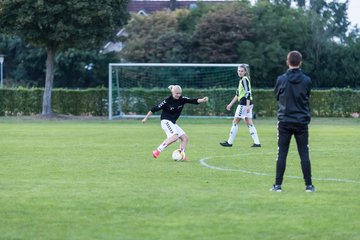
left=150, top=95, right=199, bottom=124
left=274, top=68, right=312, bottom=124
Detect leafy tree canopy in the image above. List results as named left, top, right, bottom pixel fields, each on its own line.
left=0, top=0, right=129, bottom=52
left=0, top=0, right=130, bottom=115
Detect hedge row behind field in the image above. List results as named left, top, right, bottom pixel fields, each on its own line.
left=0, top=88, right=359, bottom=117
left=0, top=88, right=108, bottom=116
left=119, top=88, right=360, bottom=118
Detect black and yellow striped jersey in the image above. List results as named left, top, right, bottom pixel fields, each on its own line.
left=236, top=76, right=253, bottom=105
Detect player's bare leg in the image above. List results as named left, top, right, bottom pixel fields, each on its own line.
left=178, top=134, right=188, bottom=152
left=179, top=134, right=189, bottom=160
left=153, top=134, right=179, bottom=158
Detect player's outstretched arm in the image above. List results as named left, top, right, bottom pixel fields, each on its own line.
left=197, top=97, right=209, bottom=103
left=141, top=111, right=153, bottom=123
left=226, top=96, right=238, bottom=111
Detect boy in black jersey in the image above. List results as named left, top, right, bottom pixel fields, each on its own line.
left=142, top=85, right=208, bottom=159
left=270, top=50, right=315, bottom=193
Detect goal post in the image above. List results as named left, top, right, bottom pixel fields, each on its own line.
left=108, top=63, right=249, bottom=120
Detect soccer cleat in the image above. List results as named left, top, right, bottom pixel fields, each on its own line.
left=152, top=150, right=160, bottom=159
left=251, top=144, right=261, bottom=147
left=270, top=184, right=282, bottom=192
left=220, top=141, right=233, bottom=147
left=305, top=185, right=316, bottom=192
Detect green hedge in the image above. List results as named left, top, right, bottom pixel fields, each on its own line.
left=310, top=89, right=360, bottom=117
left=0, top=88, right=108, bottom=116
left=0, top=88, right=359, bottom=117
left=119, top=88, right=360, bottom=117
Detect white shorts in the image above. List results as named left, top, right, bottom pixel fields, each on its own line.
left=160, top=120, right=186, bottom=138
left=234, top=104, right=253, bottom=119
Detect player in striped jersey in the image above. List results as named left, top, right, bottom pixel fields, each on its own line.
left=142, top=85, right=208, bottom=159
left=220, top=64, right=261, bottom=147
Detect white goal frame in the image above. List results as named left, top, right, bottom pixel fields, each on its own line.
left=108, top=63, right=247, bottom=120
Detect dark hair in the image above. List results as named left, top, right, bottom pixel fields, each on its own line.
left=287, top=51, right=302, bottom=67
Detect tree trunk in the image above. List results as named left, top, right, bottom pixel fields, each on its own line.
left=42, top=47, right=56, bottom=115
left=169, top=0, right=177, bottom=11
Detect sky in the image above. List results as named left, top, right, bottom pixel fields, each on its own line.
left=347, top=0, right=360, bottom=27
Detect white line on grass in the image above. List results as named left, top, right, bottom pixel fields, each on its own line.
left=199, top=155, right=360, bottom=184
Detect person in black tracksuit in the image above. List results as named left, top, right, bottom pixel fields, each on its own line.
left=270, top=51, right=315, bottom=192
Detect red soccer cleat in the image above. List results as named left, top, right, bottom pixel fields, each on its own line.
left=152, top=150, right=160, bottom=158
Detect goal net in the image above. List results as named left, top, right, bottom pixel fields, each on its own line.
left=108, top=63, right=249, bottom=120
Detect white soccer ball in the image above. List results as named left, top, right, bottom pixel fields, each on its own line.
left=172, top=149, right=185, bottom=161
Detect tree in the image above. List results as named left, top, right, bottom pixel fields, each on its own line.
left=119, top=0, right=358, bottom=88
left=176, top=2, right=215, bottom=33
left=0, top=0, right=129, bottom=115
left=295, top=0, right=306, bottom=8
left=170, top=0, right=177, bottom=11
left=120, top=2, right=254, bottom=64
left=55, top=49, right=119, bottom=88
left=342, top=36, right=360, bottom=88
left=237, top=1, right=313, bottom=86
left=120, top=10, right=193, bottom=63
left=238, top=0, right=354, bottom=87
left=0, top=34, right=46, bottom=87
left=300, top=0, right=350, bottom=86
left=0, top=34, right=118, bottom=88
left=192, top=2, right=253, bottom=63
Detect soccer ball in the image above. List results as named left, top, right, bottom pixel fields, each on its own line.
left=172, top=149, right=185, bottom=161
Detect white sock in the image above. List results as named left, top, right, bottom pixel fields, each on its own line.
left=157, top=142, right=168, bottom=152
left=180, top=145, right=185, bottom=152
left=227, top=124, right=238, bottom=144
left=248, top=124, right=260, bottom=144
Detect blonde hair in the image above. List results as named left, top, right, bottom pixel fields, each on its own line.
left=168, top=85, right=182, bottom=93
left=238, top=64, right=251, bottom=80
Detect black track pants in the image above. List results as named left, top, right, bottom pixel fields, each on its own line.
left=275, top=122, right=312, bottom=186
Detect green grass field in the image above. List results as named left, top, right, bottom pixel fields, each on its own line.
left=0, top=117, right=359, bottom=240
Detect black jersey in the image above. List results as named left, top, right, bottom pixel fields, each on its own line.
left=150, top=95, right=199, bottom=123
left=274, top=68, right=311, bottom=124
